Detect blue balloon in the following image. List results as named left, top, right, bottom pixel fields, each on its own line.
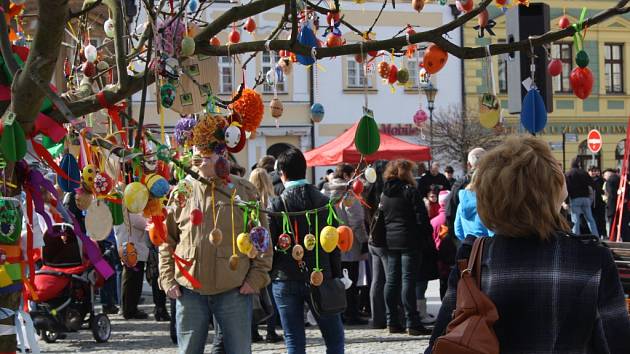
left=520, top=89, right=547, bottom=134
left=58, top=153, right=81, bottom=193
left=296, top=25, right=319, bottom=65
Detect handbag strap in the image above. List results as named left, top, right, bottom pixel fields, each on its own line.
left=466, top=237, right=487, bottom=289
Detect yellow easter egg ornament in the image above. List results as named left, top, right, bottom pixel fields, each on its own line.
left=320, top=226, right=339, bottom=253
left=303, top=233, right=316, bottom=251
left=237, top=232, right=253, bottom=254
left=124, top=182, right=150, bottom=213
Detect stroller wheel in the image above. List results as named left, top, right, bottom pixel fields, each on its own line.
left=40, top=330, right=59, bottom=343
left=91, top=314, right=111, bottom=343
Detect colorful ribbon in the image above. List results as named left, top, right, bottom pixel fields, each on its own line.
left=572, top=8, right=588, bottom=52
left=96, top=91, right=127, bottom=146
left=173, top=253, right=201, bottom=289
left=326, top=202, right=343, bottom=226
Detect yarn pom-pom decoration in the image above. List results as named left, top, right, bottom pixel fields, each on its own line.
left=174, top=116, right=197, bottom=146
left=230, top=89, right=264, bottom=132
left=190, top=114, right=228, bottom=155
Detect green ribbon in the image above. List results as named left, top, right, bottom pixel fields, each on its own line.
left=572, top=8, right=588, bottom=52
left=281, top=212, right=292, bottom=235
left=326, top=202, right=343, bottom=226
left=314, top=210, right=320, bottom=271
left=305, top=210, right=312, bottom=235
left=242, top=206, right=249, bottom=232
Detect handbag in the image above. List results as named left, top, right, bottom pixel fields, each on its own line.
left=252, top=287, right=274, bottom=324
left=433, top=237, right=499, bottom=354
left=368, top=193, right=387, bottom=247
left=309, top=277, right=347, bottom=317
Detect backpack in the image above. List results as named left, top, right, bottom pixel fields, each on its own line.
left=432, top=237, right=499, bottom=354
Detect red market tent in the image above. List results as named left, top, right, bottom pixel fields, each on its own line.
left=305, top=122, right=431, bottom=166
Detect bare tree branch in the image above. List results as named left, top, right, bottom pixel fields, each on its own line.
left=103, top=0, right=130, bottom=89
left=70, top=0, right=103, bottom=19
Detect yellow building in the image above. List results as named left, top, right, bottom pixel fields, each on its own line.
left=463, top=1, right=630, bottom=170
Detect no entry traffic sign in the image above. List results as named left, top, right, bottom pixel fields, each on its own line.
left=587, top=129, right=602, bottom=154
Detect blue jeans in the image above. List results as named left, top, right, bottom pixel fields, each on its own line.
left=570, top=197, right=599, bottom=235
left=385, top=250, right=421, bottom=328
left=176, top=287, right=252, bottom=354
left=272, top=280, right=344, bottom=354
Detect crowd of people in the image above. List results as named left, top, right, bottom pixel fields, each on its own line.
left=31, top=135, right=630, bottom=354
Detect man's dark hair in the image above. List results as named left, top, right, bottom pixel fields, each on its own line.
left=444, top=165, right=454, bottom=173
left=326, top=169, right=334, bottom=175
left=333, top=163, right=354, bottom=179
left=277, top=147, right=307, bottom=181
left=588, top=166, right=600, bottom=172
left=258, top=155, right=276, bottom=173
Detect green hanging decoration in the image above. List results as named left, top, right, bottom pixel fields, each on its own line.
left=572, top=8, right=589, bottom=69
left=326, top=202, right=343, bottom=226
left=0, top=111, right=26, bottom=162
left=354, top=113, right=380, bottom=156
left=108, top=192, right=124, bottom=226
left=0, top=199, right=21, bottom=245
left=156, top=145, right=171, bottom=161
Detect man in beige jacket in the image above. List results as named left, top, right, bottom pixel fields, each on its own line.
left=159, top=153, right=272, bottom=354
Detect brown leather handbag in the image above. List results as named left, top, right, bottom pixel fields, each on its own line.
left=432, top=237, right=499, bottom=354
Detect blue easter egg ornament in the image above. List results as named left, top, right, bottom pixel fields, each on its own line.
left=310, top=103, right=325, bottom=123
left=520, top=89, right=547, bottom=134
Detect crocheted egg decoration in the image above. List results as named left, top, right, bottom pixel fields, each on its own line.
left=230, top=89, right=264, bottom=132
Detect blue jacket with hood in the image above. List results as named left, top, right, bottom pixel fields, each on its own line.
left=454, top=189, right=494, bottom=240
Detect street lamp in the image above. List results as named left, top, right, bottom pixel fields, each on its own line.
left=422, top=82, right=438, bottom=164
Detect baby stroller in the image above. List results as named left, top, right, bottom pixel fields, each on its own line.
left=29, top=223, right=111, bottom=343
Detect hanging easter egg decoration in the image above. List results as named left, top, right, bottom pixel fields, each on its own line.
left=310, top=270, right=323, bottom=286
left=337, top=225, right=354, bottom=252
left=93, top=172, right=113, bottom=195
left=326, top=32, right=344, bottom=48
left=145, top=173, right=170, bottom=198
left=387, top=64, right=399, bottom=85
left=84, top=44, right=98, bottom=63
left=270, top=98, right=284, bottom=118
left=224, top=124, right=242, bottom=149
left=320, top=226, right=339, bottom=253
left=423, top=44, right=448, bottom=74
left=188, top=0, right=199, bottom=12
left=82, top=164, right=96, bottom=191
left=82, top=61, right=96, bottom=78
left=278, top=57, right=293, bottom=75
left=157, top=145, right=171, bottom=161
left=558, top=15, right=570, bottom=29
left=455, top=0, right=473, bottom=13
left=405, top=26, right=417, bottom=58
left=412, top=0, right=425, bottom=12
left=180, top=37, right=196, bottom=57
left=310, top=103, right=325, bottom=123
left=160, top=82, right=177, bottom=108
left=124, top=182, right=150, bottom=213
left=520, top=89, right=547, bottom=134
left=548, top=59, right=562, bottom=77
left=122, top=242, right=138, bottom=267
left=210, top=228, right=223, bottom=245
left=237, top=233, right=253, bottom=254
left=303, top=233, right=316, bottom=251
left=364, top=167, right=377, bottom=184
left=292, top=244, right=304, bottom=261
left=250, top=226, right=270, bottom=253
left=210, top=36, right=221, bottom=46
left=277, top=233, right=292, bottom=252
left=190, top=208, right=203, bottom=225
left=397, top=68, right=410, bottom=85
left=58, top=153, right=80, bottom=193
left=296, top=22, right=319, bottom=65
left=352, top=179, right=364, bottom=195
left=244, top=17, right=256, bottom=33
left=575, top=50, right=589, bottom=68
left=104, top=18, right=115, bottom=38
left=229, top=255, right=239, bottom=271
left=570, top=66, right=594, bottom=100
left=354, top=52, right=366, bottom=64
left=85, top=200, right=113, bottom=242
left=229, top=27, right=241, bottom=44
left=377, top=61, right=390, bottom=79
left=413, top=109, right=428, bottom=126
left=355, top=114, right=381, bottom=155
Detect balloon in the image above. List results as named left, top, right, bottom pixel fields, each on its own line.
left=237, top=233, right=253, bottom=254
left=124, top=182, right=149, bottom=213
left=570, top=66, right=594, bottom=100
left=355, top=114, right=380, bottom=155
left=304, top=233, right=316, bottom=251
left=423, top=44, right=448, bottom=74
left=520, top=89, right=547, bottom=134
left=250, top=226, right=270, bottom=253
left=85, top=200, right=113, bottom=241
left=337, top=225, right=354, bottom=252
left=548, top=59, right=562, bottom=77
left=364, top=167, right=377, bottom=184
left=84, top=44, right=98, bottom=63
left=320, top=226, right=339, bottom=253
left=191, top=208, right=203, bottom=225
left=226, top=125, right=246, bottom=153
left=413, top=109, right=428, bottom=127
left=104, top=19, right=115, bottom=38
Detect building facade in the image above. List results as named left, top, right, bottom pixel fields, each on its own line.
left=463, top=0, right=630, bottom=170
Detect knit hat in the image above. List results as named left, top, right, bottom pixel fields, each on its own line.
left=438, top=190, right=450, bottom=206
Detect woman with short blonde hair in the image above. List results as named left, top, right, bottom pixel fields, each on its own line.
left=427, top=136, right=630, bottom=354
left=249, top=167, right=275, bottom=208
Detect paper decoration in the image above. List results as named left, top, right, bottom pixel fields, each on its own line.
left=520, top=89, right=547, bottom=134
left=355, top=114, right=380, bottom=155
left=85, top=200, right=113, bottom=241
left=169, top=55, right=214, bottom=115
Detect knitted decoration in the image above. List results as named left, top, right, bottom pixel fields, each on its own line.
left=230, top=89, right=264, bottom=132
left=174, top=116, right=197, bottom=145
left=190, top=114, right=228, bottom=155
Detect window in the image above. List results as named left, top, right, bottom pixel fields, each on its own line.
left=218, top=56, right=233, bottom=94
left=605, top=43, right=624, bottom=93
left=497, top=39, right=507, bottom=93
left=262, top=52, right=286, bottom=94
left=552, top=43, right=573, bottom=93
left=346, top=57, right=372, bottom=88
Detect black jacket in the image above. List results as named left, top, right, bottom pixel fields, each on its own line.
left=445, top=174, right=470, bottom=241
left=269, top=184, right=341, bottom=282
left=270, top=171, right=285, bottom=196
left=381, top=179, right=433, bottom=250
left=606, top=174, right=621, bottom=217
left=592, top=176, right=605, bottom=211
left=416, top=172, right=451, bottom=197
left=565, top=167, right=594, bottom=199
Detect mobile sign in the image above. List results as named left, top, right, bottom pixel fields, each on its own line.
left=587, top=129, right=602, bottom=154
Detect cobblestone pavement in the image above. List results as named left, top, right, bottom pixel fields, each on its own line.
left=36, top=281, right=441, bottom=353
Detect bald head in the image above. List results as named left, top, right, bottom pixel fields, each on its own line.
left=467, top=147, right=486, bottom=171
